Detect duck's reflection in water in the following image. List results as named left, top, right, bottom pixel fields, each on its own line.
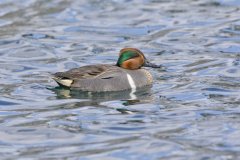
left=51, top=86, right=155, bottom=113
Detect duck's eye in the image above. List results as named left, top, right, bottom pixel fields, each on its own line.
left=117, top=51, right=139, bottom=66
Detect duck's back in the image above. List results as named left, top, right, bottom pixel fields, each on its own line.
left=53, top=64, right=152, bottom=92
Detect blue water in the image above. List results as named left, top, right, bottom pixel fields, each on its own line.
left=0, top=0, right=240, bottom=159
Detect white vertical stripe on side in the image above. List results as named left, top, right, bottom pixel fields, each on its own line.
left=126, top=73, right=136, bottom=89
left=126, top=73, right=137, bottom=100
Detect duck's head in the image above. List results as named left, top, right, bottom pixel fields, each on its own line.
left=116, top=48, right=161, bottom=70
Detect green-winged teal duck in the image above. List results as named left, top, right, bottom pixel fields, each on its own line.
left=53, top=48, right=160, bottom=92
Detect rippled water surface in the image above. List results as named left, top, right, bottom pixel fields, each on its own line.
left=0, top=0, right=240, bottom=159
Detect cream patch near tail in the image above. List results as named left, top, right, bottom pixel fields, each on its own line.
left=53, top=77, right=73, bottom=87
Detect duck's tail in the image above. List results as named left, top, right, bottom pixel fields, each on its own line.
left=52, top=73, right=73, bottom=87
